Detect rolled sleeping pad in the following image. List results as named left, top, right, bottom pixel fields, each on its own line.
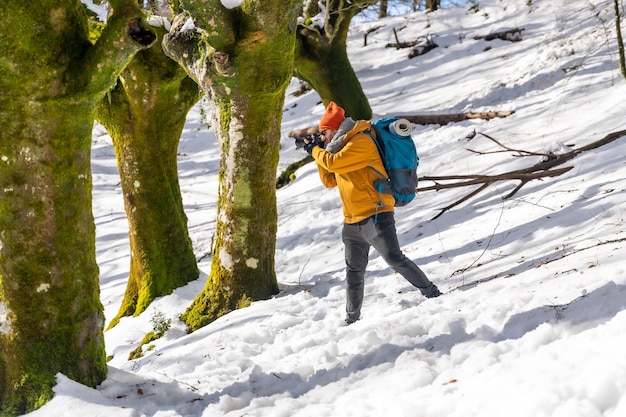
left=389, top=118, right=413, bottom=136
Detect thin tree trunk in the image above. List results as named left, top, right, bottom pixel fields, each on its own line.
left=379, top=0, right=389, bottom=18
left=426, top=0, right=440, bottom=12
left=615, top=0, right=626, bottom=79
left=0, top=1, right=155, bottom=414
left=163, top=0, right=300, bottom=331
left=96, top=29, right=201, bottom=329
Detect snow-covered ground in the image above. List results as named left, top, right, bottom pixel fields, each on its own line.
left=26, top=1, right=626, bottom=416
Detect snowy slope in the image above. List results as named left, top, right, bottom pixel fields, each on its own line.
left=25, top=1, right=626, bottom=416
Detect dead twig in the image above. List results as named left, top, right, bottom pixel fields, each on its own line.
left=408, top=34, right=438, bottom=58
left=472, top=131, right=555, bottom=157
left=540, top=237, right=626, bottom=266
left=475, top=28, right=525, bottom=42
left=364, top=25, right=384, bottom=46
left=386, top=27, right=422, bottom=48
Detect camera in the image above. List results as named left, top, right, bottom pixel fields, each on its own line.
left=294, top=131, right=325, bottom=150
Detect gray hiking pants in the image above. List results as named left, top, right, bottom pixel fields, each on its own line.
left=342, top=212, right=436, bottom=322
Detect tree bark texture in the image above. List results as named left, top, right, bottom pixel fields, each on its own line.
left=163, top=0, right=300, bottom=331
left=0, top=1, right=155, bottom=414
left=294, top=0, right=377, bottom=120
left=614, top=0, right=626, bottom=79
left=379, top=0, right=388, bottom=18
left=96, top=29, right=201, bottom=329
left=426, top=0, right=441, bottom=12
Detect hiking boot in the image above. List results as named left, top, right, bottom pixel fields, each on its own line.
left=425, top=285, right=442, bottom=298
left=344, top=316, right=359, bottom=326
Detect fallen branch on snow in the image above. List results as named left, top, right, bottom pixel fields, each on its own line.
left=419, top=128, right=626, bottom=219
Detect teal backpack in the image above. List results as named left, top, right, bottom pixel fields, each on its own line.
left=363, top=118, right=419, bottom=207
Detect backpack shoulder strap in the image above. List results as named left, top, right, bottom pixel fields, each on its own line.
left=361, top=126, right=389, bottom=182
left=361, top=125, right=386, bottom=161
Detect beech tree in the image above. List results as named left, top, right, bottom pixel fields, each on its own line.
left=95, top=21, right=201, bottom=329
left=295, top=0, right=377, bottom=119
left=0, top=1, right=155, bottom=414
left=162, top=0, right=301, bottom=331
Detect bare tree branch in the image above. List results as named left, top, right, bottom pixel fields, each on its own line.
left=401, top=110, right=514, bottom=125
left=419, top=129, right=626, bottom=219
left=474, top=131, right=553, bottom=157
left=287, top=110, right=515, bottom=138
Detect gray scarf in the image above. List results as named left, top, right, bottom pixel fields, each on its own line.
left=325, top=117, right=356, bottom=154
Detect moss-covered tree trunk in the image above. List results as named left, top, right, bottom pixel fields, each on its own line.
left=294, top=0, right=377, bottom=120
left=0, top=1, right=155, bottom=415
left=96, top=28, right=201, bottom=329
left=163, top=0, right=300, bottom=331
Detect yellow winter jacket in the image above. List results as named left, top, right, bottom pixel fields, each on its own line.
left=312, top=120, right=395, bottom=224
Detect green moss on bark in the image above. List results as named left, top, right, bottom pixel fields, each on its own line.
left=97, top=29, right=201, bottom=329
left=276, top=155, right=314, bottom=188
left=294, top=1, right=375, bottom=119
left=294, top=44, right=372, bottom=119
left=166, top=1, right=300, bottom=331
left=0, top=1, right=155, bottom=414
left=0, top=99, right=107, bottom=417
left=127, top=331, right=158, bottom=360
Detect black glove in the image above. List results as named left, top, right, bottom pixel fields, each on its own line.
left=304, top=142, right=318, bottom=155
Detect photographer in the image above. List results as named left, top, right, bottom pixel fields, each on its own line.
left=303, top=102, right=441, bottom=325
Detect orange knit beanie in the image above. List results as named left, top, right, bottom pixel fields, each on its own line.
left=319, top=101, right=346, bottom=131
